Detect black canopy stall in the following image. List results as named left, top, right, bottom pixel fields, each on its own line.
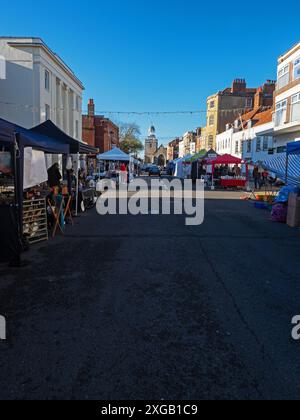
left=0, top=118, right=69, bottom=264
left=32, top=120, right=99, bottom=155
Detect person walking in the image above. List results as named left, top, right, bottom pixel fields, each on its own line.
left=120, top=162, right=127, bottom=184
left=253, top=166, right=260, bottom=190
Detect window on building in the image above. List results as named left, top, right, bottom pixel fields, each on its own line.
left=294, top=57, right=300, bottom=81
left=256, top=137, right=262, bottom=152
left=210, top=101, right=215, bottom=109
left=245, top=98, right=253, bottom=109
left=247, top=140, right=252, bottom=153
left=75, top=96, right=80, bottom=112
left=208, top=135, right=214, bottom=147
left=235, top=141, right=239, bottom=154
left=209, top=115, right=215, bottom=126
left=263, top=137, right=269, bottom=151
left=277, top=65, right=290, bottom=89
left=75, top=120, right=79, bottom=139
left=45, top=104, right=50, bottom=121
left=275, top=100, right=287, bottom=127
left=291, top=93, right=300, bottom=122
left=45, top=70, right=50, bottom=91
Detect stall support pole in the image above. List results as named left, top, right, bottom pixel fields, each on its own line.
left=211, top=164, right=215, bottom=190
left=75, top=152, right=79, bottom=216
left=285, top=153, right=289, bottom=185
left=246, top=164, right=251, bottom=192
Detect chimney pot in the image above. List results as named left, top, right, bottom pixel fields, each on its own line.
left=88, top=99, right=95, bottom=117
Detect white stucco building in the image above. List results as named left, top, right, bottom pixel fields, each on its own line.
left=216, top=108, right=274, bottom=161
left=0, top=37, right=84, bottom=140
left=274, top=42, right=300, bottom=148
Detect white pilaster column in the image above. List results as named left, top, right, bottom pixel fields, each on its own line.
left=65, top=85, right=70, bottom=135
left=57, top=79, right=63, bottom=130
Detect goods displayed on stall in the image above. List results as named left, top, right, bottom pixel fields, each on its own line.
left=0, top=151, right=14, bottom=205
left=23, top=197, right=48, bottom=244
left=270, top=185, right=298, bottom=224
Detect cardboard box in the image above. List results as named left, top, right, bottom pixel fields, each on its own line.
left=288, top=193, right=300, bottom=208
left=287, top=194, right=300, bottom=227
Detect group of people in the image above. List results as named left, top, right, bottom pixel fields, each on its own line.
left=253, top=166, right=269, bottom=190
left=214, top=164, right=242, bottom=179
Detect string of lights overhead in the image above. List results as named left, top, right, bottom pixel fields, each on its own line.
left=0, top=100, right=272, bottom=116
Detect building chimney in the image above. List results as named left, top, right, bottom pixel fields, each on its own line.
left=232, top=78, right=247, bottom=94
left=88, top=99, right=95, bottom=117
left=254, top=87, right=263, bottom=108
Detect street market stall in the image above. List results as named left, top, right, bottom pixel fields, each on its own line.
left=0, top=117, right=99, bottom=265
left=206, top=154, right=248, bottom=190
left=0, top=117, right=69, bottom=264
left=174, top=155, right=193, bottom=179
left=259, top=152, right=300, bottom=187
left=97, top=148, right=133, bottom=183
left=32, top=120, right=99, bottom=214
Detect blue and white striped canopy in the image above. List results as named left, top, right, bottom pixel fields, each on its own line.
left=261, top=153, right=300, bottom=186
left=287, top=141, right=300, bottom=155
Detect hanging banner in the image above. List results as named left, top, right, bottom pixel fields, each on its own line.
left=24, top=148, right=48, bottom=190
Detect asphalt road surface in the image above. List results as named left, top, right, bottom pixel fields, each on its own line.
left=1, top=182, right=300, bottom=400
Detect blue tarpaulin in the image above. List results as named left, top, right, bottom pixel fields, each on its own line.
left=262, top=153, right=300, bottom=186
left=287, top=140, right=300, bottom=155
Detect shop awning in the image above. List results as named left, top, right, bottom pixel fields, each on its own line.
left=262, top=153, right=300, bottom=186
left=97, top=147, right=131, bottom=161
left=32, top=120, right=99, bottom=154
left=287, top=141, right=300, bottom=155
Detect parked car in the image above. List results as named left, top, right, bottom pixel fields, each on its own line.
left=148, top=165, right=161, bottom=177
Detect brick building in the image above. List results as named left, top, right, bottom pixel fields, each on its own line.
left=201, top=79, right=276, bottom=150
left=82, top=99, right=119, bottom=153
left=167, top=138, right=180, bottom=161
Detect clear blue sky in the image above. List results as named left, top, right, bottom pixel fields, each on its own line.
left=2, top=0, right=300, bottom=145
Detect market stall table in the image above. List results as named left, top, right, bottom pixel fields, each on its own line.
left=220, top=178, right=247, bottom=188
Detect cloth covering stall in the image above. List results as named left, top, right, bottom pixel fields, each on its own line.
left=174, top=155, right=193, bottom=179
left=32, top=120, right=98, bottom=155
left=286, top=141, right=300, bottom=186
left=260, top=152, right=300, bottom=187
left=97, top=148, right=131, bottom=162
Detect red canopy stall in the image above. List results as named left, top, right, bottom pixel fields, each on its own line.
left=206, top=154, right=249, bottom=189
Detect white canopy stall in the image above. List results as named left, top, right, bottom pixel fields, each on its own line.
left=97, top=148, right=131, bottom=162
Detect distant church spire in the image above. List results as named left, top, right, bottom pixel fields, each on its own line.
left=148, top=125, right=156, bottom=136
